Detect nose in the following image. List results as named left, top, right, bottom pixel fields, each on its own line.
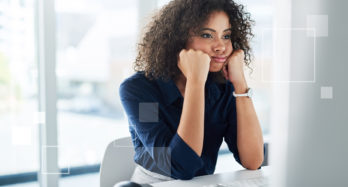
left=213, top=38, right=226, bottom=52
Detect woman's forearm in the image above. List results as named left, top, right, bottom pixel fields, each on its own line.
left=234, top=83, right=264, bottom=170
left=177, top=80, right=205, bottom=156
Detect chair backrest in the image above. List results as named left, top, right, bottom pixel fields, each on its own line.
left=100, top=136, right=136, bottom=187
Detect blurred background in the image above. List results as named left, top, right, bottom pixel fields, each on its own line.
left=0, top=0, right=273, bottom=186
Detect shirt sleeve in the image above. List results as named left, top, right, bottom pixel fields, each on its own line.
left=224, top=94, right=243, bottom=166
left=119, top=80, right=204, bottom=180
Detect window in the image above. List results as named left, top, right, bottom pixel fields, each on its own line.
left=0, top=0, right=139, bottom=185
left=0, top=0, right=39, bottom=181
left=55, top=0, right=137, bottom=174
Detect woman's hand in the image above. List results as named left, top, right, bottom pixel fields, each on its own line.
left=178, top=49, right=210, bottom=84
left=222, top=49, right=248, bottom=92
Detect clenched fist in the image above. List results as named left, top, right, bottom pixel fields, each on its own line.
left=222, top=49, right=246, bottom=85
left=178, top=49, right=211, bottom=84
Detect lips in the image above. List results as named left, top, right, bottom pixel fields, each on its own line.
left=212, top=56, right=227, bottom=63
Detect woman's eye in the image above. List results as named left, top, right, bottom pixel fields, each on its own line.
left=201, top=33, right=212, bottom=38
left=224, top=35, right=232, bottom=39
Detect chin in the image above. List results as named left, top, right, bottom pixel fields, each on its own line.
left=209, top=69, right=220, bottom=72
left=209, top=64, right=223, bottom=72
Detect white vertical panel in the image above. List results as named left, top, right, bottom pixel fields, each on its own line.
left=269, top=0, right=292, bottom=187
left=34, top=0, right=59, bottom=186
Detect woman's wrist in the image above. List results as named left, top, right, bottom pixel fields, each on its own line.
left=232, top=81, right=248, bottom=94
left=186, top=76, right=207, bottom=86
left=186, top=79, right=206, bottom=90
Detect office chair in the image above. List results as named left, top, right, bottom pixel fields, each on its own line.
left=100, top=136, right=136, bottom=187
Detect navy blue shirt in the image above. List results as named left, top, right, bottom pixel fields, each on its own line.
left=119, top=72, right=242, bottom=180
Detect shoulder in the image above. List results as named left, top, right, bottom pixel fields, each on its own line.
left=119, top=72, right=159, bottom=101
left=120, top=72, right=148, bottom=88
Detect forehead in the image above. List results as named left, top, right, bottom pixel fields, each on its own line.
left=202, top=11, right=231, bottom=29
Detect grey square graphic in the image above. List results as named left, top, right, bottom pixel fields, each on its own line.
left=139, top=102, right=159, bottom=122
left=321, top=86, right=333, bottom=99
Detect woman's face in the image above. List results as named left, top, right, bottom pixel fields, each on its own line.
left=186, top=11, right=233, bottom=72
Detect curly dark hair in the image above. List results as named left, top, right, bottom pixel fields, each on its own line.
left=134, top=0, right=254, bottom=82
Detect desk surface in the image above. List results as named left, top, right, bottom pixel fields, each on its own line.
left=152, top=166, right=270, bottom=187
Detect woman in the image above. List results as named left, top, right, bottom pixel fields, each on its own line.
left=119, top=0, right=264, bottom=184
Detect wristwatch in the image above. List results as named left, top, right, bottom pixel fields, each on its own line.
left=233, top=87, right=253, bottom=98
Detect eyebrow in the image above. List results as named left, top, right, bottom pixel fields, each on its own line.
left=200, top=28, right=232, bottom=32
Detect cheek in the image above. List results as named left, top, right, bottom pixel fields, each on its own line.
left=226, top=43, right=233, bottom=55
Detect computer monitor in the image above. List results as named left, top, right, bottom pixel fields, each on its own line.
left=269, top=0, right=348, bottom=186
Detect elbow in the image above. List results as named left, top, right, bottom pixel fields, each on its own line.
left=241, top=156, right=264, bottom=170
left=171, top=168, right=196, bottom=180
left=243, top=163, right=261, bottom=170
left=170, top=163, right=200, bottom=180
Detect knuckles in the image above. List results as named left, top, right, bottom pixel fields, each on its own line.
left=179, top=49, right=186, bottom=58
left=229, top=49, right=245, bottom=60
left=178, top=49, right=211, bottom=65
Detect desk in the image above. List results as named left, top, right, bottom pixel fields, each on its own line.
left=152, top=166, right=270, bottom=187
